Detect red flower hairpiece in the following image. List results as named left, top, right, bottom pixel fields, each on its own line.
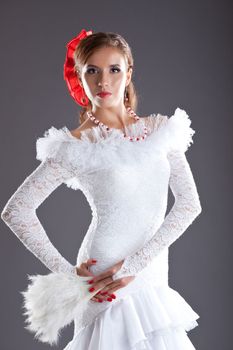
left=63, top=29, right=93, bottom=106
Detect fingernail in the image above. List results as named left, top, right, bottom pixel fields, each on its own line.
left=98, top=299, right=103, bottom=303
left=92, top=259, right=97, bottom=263
left=100, top=291, right=108, bottom=295
left=110, top=294, right=116, bottom=299
left=88, top=279, right=94, bottom=284
left=107, top=297, right=112, bottom=302
left=89, top=287, right=95, bottom=292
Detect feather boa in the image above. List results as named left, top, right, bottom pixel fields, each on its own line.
left=20, top=272, right=101, bottom=345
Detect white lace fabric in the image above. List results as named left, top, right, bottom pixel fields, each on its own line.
left=1, top=107, right=202, bottom=284
left=113, top=149, right=202, bottom=280
left=1, top=157, right=77, bottom=275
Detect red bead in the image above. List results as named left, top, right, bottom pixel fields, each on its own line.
left=86, top=109, right=149, bottom=142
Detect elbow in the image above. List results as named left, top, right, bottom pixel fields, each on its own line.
left=194, top=204, right=202, bottom=217
left=183, top=202, right=202, bottom=227
left=179, top=197, right=202, bottom=222
left=1, top=201, right=15, bottom=224
left=1, top=196, right=19, bottom=224
left=1, top=198, right=13, bottom=223
left=192, top=198, right=202, bottom=218
left=1, top=208, right=11, bottom=223
left=195, top=197, right=202, bottom=214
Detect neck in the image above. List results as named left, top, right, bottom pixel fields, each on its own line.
left=90, top=105, right=132, bottom=129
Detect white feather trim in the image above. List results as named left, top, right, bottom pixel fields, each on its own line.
left=36, top=126, right=70, bottom=162
left=20, top=273, right=102, bottom=345
left=35, top=107, right=195, bottom=188
left=166, top=107, right=195, bottom=152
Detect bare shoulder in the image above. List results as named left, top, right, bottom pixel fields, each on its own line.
left=69, top=117, right=94, bottom=140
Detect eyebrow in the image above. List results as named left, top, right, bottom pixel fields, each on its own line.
left=86, top=64, right=121, bottom=68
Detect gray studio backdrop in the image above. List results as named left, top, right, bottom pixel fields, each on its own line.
left=0, top=1, right=232, bottom=349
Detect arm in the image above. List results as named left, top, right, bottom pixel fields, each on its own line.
left=113, top=149, right=202, bottom=280
left=1, top=157, right=77, bottom=275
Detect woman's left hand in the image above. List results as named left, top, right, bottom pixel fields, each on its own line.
left=87, top=259, right=135, bottom=303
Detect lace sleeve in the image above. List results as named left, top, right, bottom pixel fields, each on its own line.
left=1, top=157, right=77, bottom=275
left=113, top=150, right=202, bottom=280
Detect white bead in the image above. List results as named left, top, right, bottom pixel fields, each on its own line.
left=86, top=109, right=149, bottom=142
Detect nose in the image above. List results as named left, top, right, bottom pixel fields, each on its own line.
left=97, top=81, right=108, bottom=87
left=97, top=72, right=109, bottom=87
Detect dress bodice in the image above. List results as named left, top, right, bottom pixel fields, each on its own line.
left=0, top=106, right=203, bottom=344
left=1, top=107, right=201, bottom=282
left=0, top=107, right=203, bottom=345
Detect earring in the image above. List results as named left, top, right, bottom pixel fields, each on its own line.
left=80, top=86, right=89, bottom=105
left=124, top=87, right=129, bottom=101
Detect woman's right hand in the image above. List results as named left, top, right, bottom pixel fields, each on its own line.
left=75, top=259, right=116, bottom=303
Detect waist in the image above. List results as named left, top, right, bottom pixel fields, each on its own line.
left=87, top=222, right=165, bottom=274
left=73, top=257, right=169, bottom=335
left=89, top=246, right=169, bottom=285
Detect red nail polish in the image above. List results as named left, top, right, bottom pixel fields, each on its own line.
left=98, top=299, right=103, bottom=303
left=92, top=259, right=97, bottom=263
left=110, top=294, right=116, bottom=299
left=88, top=279, right=94, bottom=284
left=100, top=291, right=108, bottom=295
left=107, top=297, right=112, bottom=302
left=89, top=287, right=95, bottom=292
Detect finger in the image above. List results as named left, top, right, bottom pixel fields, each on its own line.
left=89, top=275, right=114, bottom=292
left=105, top=284, right=122, bottom=295
left=90, top=290, right=103, bottom=302
left=78, top=259, right=97, bottom=276
left=100, top=280, right=122, bottom=294
left=75, top=266, right=94, bottom=277
left=96, top=291, right=114, bottom=302
left=98, top=290, right=117, bottom=300
left=89, top=260, right=124, bottom=283
left=93, top=295, right=113, bottom=303
left=88, top=281, right=115, bottom=301
left=90, top=267, right=116, bottom=284
left=91, top=293, right=112, bottom=303
left=79, top=260, right=97, bottom=272
left=85, top=258, right=97, bottom=267
left=91, top=276, right=134, bottom=299
left=89, top=278, right=121, bottom=296
left=91, top=296, right=102, bottom=303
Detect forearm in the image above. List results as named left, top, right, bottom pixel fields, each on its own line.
left=1, top=158, right=77, bottom=275
left=2, top=207, right=76, bottom=274
left=113, top=150, right=202, bottom=279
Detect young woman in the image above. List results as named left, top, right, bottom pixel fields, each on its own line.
left=1, top=29, right=202, bottom=349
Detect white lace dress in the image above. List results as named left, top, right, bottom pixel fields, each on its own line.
left=1, top=107, right=202, bottom=350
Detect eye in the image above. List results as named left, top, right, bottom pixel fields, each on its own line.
left=111, top=67, right=120, bottom=73
left=86, top=67, right=121, bottom=74
left=86, top=68, right=97, bottom=74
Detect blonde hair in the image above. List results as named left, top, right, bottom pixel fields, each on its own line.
left=73, top=31, right=138, bottom=125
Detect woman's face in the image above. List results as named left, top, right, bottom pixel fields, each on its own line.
left=79, top=46, right=132, bottom=109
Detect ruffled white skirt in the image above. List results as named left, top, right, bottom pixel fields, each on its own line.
left=63, top=284, right=199, bottom=350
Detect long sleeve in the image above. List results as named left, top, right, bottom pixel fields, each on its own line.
left=1, top=157, right=77, bottom=275
left=113, top=147, right=202, bottom=280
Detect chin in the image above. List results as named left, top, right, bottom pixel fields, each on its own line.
left=95, top=100, right=115, bottom=108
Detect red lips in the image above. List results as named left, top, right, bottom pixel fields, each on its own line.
left=97, top=92, right=112, bottom=97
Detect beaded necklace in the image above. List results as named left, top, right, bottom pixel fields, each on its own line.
left=86, top=107, right=148, bottom=142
